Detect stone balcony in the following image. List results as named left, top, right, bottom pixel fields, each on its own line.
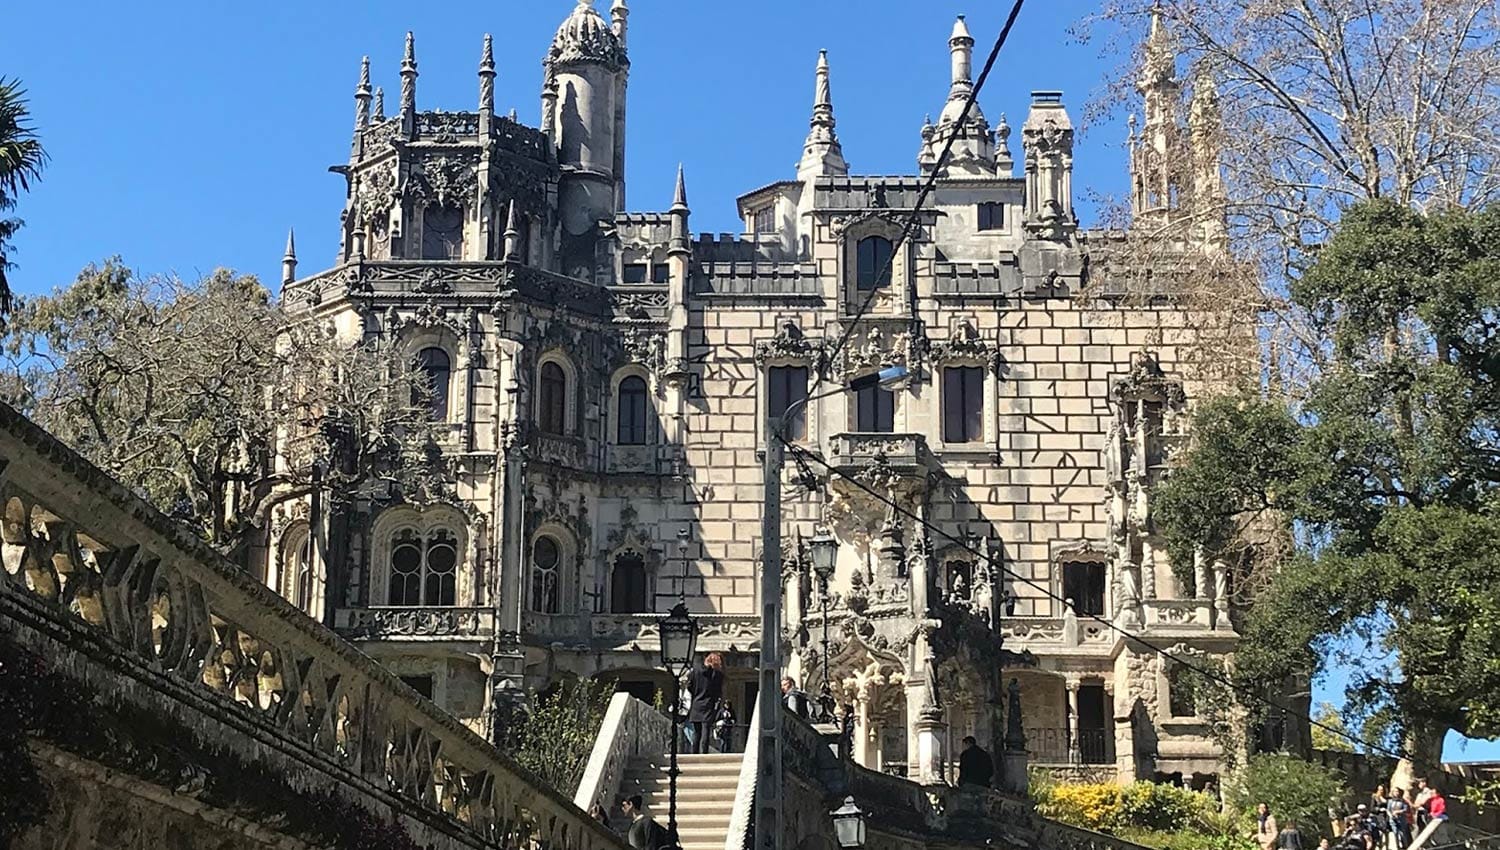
left=827, top=432, right=933, bottom=480
left=519, top=612, right=762, bottom=653
left=1000, top=615, right=1115, bottom=651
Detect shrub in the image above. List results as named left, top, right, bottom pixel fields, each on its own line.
left=1118, top=780, right=1213, bottom=832
left=1226, top=753, right=1348, bottom=842
left=498, top=677, right=615, bottom=794
left=1035, top=782, right=1124, bottom=832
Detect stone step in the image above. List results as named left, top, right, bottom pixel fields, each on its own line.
left=621, top=775, right=740, bottom=791
left=623, top=787, right=737, bottom=805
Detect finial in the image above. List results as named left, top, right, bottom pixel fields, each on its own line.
left=403, top=31, right=416, bottom=68
left=281, top=229, right=298, bottom=285
left=354, top=55, right=373, bottom=129
left=374, top=87, right=385, bottom=121
left=400, top=32, right=419, bottom=123
left=996, top=112, right=1012, bottom=158
left=509, top=108, right=518, bottom=121
left=951, top=14, right=974, bottom=44
left=479, top=33, right=496, bottom=119
left=481, top=33, right=494, bottom=69
left=672, top=163, right=688, bottom=209
left=284, top=228, right=297, bottom=260
left=503, top=199, right=522, bottom=260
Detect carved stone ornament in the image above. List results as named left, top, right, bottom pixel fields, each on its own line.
left=840, top=325, right=912, bottom=376
left=412, top=154, right=480, bottom=206
left=354, top=165, right=399, bottom=222
left=385, top=301, right=463, bottom=335
left=928, top=320, right=1001, bottom=370
left=618, top=327, right=667, bottom=375
left=755, top=321, right=825, bottom=367
left=1023, top=116, right=1073, bottom=159
left=1112, top=350, right=1187, bottom=406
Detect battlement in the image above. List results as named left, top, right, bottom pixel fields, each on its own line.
left=933, top=259, right=1022, bottom=296
left=693, top=261, right=820, bottom=297
left=355, top=112, right=551, bottom=163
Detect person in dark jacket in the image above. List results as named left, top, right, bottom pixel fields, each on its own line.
left=685, top=652, right=725, bottom=754
left=956, top=736, right=994, bottom=788
left=621, top=795, right=669, bottom=850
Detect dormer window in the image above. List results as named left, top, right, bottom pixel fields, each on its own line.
left=753, top=206, right=776, bottom=234
left=977, top=202, right=1004, bottom=231
left=856, top=236, right=893, bottom=291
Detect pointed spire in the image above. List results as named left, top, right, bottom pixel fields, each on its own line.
left=503, top=199, right=522, bottom=260
left=798, top=50, right=849, bottom=180
left=354, top=55, right=372, bottom=130
left=1139, top=2, right=1178, bottom=93
left=281, top=229, right=298, bottom=285
left=669, top=164, right=690, bottom=254
left=949, top=14, right=975, bottom=93
left=478, top=33, right=496, bottom=131
left=400, top=31, right=419, bottom=131
left=672, top=163, right=688, bottom=210
left=373, top=87, right=385, bottom=121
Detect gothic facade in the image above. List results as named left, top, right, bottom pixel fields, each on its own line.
left=270, top=2, right=1246, bottom=788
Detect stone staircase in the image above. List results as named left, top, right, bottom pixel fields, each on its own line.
left=619, top=753, right=742, bottom=850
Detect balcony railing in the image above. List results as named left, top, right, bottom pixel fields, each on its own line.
left=0, top=401, right=623, bottom=850
left=828, top=432, right=931, bottom=477
left=1027, top=727, right=1112, bottom=765
left=335, top=606, right=494, bottom=640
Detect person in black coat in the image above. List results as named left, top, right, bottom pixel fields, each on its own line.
left=685, top=652, right=725, bottom=754
left=956, top=736, right=994, bottom=788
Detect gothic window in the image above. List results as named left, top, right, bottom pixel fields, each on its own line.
left=977, top=202, right=1004, bottom=231
left=531, top=536, right=562, bottom=614
left=415, top=347, right=452, bottom=421
left=623, top=263, right=649, bottom=284
left=283, top=525, right=314, bottom=611
left=387, top=527, right=459, bottom=606
left=538, top=361, right=568, bottom=434
left=944, top=560, right=974, bottom=601
left=855, top=383, right=895, bottom=433
left=753, top=206, right=776, bottom=234
left=610, top=551, right=649, bottom=614
left=422, top=204, right=463, bottom=260
left=942, top=366, right=984, bottom=442
left=856, top=235, right=894, bottom=291
left=1062, top=560, right=1106, bottom=617
left=767, top=366, right=809, bottom=441
left=617, top=375, right=652, bottom=445
left=651, top=264, right=670, bottom=284
left=1167, top=662, right=1198, bottom=718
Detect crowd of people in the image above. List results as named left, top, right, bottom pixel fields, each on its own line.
left=1253, top=779, right=1450, bottom=850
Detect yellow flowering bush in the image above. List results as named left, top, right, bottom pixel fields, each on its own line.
left=1035, top=782, right=1125, bottom=831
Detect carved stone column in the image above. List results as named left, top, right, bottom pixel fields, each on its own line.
left=1192, top=547, right=1212, bottom=625
left=1065, top=676, right=1082, bottom=764
left=1212, top=559, right=1230, bottom=630
left=1000, top=678, right=1029, bottom=794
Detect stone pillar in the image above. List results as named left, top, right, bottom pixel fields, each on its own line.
left=1193, top=547, right=1212, bottom=625
left=915, top=709, right=947, bottom=784
left=1212, top=559, right=1230, bottom=629
left=1065, top=676, right=1082, bottom=764
left=854, top=696, right=877, bottom=767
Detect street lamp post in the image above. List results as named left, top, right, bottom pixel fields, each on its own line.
left=809, top=530, right=838, bottom=721
left=658, top=602, right=698, bottom=850
left=756, top=365, right=908, bottom=850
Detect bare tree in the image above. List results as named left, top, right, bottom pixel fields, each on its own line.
left=1080, top=0, right=1500, bottom=393
left=0, top=261, right=439, bottom=560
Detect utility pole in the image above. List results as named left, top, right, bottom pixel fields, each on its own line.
left=755, top=431, right=784, bottom=850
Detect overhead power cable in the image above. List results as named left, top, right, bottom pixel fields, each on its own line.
left=801, top=0, right=1027, bottom=407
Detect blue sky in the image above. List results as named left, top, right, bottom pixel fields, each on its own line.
left=5, top=0, right=1496, bottom=763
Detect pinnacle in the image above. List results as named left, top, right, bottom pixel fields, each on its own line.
left=283, top=228, right=297, bottom=259
left=481, top=33, right=495, bottom=69
left=672, top=163, right=688, bottom=208
left=403, top=31, right=417, bottom=68
left=951, top=14, right=973, bottom=42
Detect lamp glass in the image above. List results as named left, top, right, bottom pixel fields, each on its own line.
left=831, top=797, right=866, bottom=848
left=810, top=532, right=838, bottom=581
left=658, top=601, right=698, bottom=678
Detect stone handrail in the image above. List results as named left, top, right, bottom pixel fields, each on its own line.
left=574, top=692, right=672, bottom=814
left=724, top=699, right=761, bottom=850
left=0, top=402, right=624, bottom=850
left=1037, top=819, right=1159, bottom=850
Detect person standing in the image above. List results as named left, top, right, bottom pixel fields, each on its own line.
left=1411, top=778, right=1435, bottom=831
left=685, top=652, right=725, bottom=754
left=1255, top=803, right=1280, bottom=850
left=1386, top=788, right=1413, bottom=850
left=781, top=675, right=809, bottom=718
left=621, top=795, right=668, bottom=850
left=956, top=736, right=995, bottom=788
left=1275, top=819, right=1306, bottom=850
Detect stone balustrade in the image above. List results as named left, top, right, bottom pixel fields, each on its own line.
left=336, top=606, right=496, bottom=640
left=0, top=401, right=623, bottom=850
left=573, top=692, right=673, bottom=814
left=827, top=432, right=932, bottom=477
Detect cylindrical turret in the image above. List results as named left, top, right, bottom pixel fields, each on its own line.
left=545, top=0, right=628, bottom=239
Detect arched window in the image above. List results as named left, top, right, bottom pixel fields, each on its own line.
left=387, top=527, right=459, bottom=606
left=531, top=536, right=562, bottom=614
left=539, top=361, right=568, bottom=434
left=767, top=366, right=809, bottom=441
left=422, top=204, right=463, bottom=260
left=855, top=383, right=895, bottom=433
left=942, top=366, right=984, bottom=443
left=415, top=347, right=452, bottom=421
left=283, top=526, right=315, bottom=611
left=610, top=552, right=648, bottom=614
left=617, top=376, right=651, bottom=445
left=856, top=235, right=893, bottom=291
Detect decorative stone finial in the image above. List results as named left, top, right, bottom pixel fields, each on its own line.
left=373, top=87, right=385, bottom=121
left=503, top=199, right=522, bottom=261
left=281, top=229, right=298, bottom=285
left=669, top=164, right=690, bottom=254
left=672, top=163, right=688, bottom=210
left=797, top=49, right=848, bottom=180
left=400, top=31, right=418, bottom=121
left=354, top=55, right=372, bottom=129
left=479, top=33, right=496, bottom=120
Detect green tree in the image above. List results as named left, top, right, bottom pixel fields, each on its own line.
left=1155, top=200, right=1500, bottom=780
left=0, top=78, right=48, bottom=316
left=1227, top=753, right=1349, bottom=843
left=498, top=678, right=615, bottom=794
left=0, top=261, right=439, bottom=558
left=1309, top=703, right=1355, bottom=753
